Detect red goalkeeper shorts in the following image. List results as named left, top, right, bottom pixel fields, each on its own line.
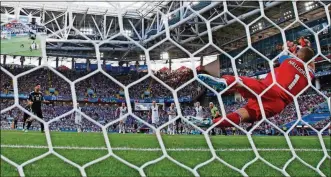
left=222, top=75, right=288, bottom=121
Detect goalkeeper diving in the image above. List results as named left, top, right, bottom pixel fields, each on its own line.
left=189, top=47, right=315, bottom=128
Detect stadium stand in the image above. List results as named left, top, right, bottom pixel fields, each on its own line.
left=1, top=83, right=329, bottom=135
left=1, top=2, right=330, bottom=177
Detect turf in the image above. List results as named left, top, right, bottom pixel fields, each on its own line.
left=1, top=159, right=19, bottom=177
left=0, top=130, right=330, bottom=177
left=198, top=160, right=243, bottom=177
left=1, top=36, right=42, bottom=57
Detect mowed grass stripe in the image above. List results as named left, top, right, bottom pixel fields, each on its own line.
left=1, top=131, right=330, bottom=149
left=1, top=144, right=330, bottom=152
left=1, top=131, right=329, bottom=177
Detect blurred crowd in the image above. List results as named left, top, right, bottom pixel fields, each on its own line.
left=1, top=66, right=203, bottom=101
left=0, top=65, right=330, bottom=135
left=220, top=66, right=270, bottom=77
left=1, top=87, right=329, bottom=135
left=1, top=23, right=30, bottom=34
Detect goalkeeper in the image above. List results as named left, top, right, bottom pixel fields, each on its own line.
left=190, top=47, right=315, bottom=129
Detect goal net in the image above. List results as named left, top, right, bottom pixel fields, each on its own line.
left=0, top=1, right=330, bottom=177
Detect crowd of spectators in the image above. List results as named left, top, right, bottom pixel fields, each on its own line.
left=154, top=69, right=193, bottom=89
left=313, top=118, right=330, bottom=129
left=0, top=65, right=330, bottom=135
left=268, top=91, right=331, bottom=128
left=220, top=66, right=270, bottom=77
left=0, top=99, right=168, bottom=132
left=1, top=23, right=30, bottom=35
left=2, top=86, right=328, bottom=135
left=0, top=66, right=202, bottom=101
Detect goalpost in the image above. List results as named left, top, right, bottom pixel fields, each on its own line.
left=1, top=1, right=330, bottom=177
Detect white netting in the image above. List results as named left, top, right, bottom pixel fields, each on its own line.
left=1, top=1, right=331, bottom=177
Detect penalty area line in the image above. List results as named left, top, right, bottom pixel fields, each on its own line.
left=1, top=144, right=330, bottom=152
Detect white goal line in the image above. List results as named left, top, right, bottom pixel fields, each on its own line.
left=1, top=144, right=330, bottom=152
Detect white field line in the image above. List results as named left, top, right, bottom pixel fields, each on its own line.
left=1, top=144, right=330, bottom=152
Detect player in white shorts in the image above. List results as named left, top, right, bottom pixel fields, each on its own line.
left=167, top=103, right=176, bottom=135
left=186, top=102, right=205, bottom=130
left=73, top=103, right=82, bottom=133
left=118, top=102, right=127, bottom=134
left=150, top=101, right=159, bottom=132
left=195, top=102, right=204, bottom=120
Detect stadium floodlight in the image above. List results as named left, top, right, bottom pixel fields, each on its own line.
left=284, top=14, right=292, bottom=20
left=284, top=11, right=293, bottom=20
left=140, top=54, right=146, bottom=60
left=252, top=22, right=263, bottom=32
left=161, top=52, right=169, bottom=60
left=305, top=2, right=317, bottom=11
left=191, top=1, right=199, bottom=6
left=162, top=15, right=172, bottom=24
left=80, top=28, right=93, bottom=34
left=124, top=29, right=132, bottom=37
left=284, top=11, right=291, bottom=16
left=305, top=2, right=314, bottom=6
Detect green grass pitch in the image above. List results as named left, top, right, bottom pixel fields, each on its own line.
left=1, top=130, right=330, bottom=177
left=1, top=36, right=42, bottom=57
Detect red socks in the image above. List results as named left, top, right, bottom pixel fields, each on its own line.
left=213, top=112, right=241, bottom=127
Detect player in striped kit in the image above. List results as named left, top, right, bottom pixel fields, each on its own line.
left=195, top=102, right=204, bottom=120
left=167, top=103, right=176, bottom=135
left=73, top=103, right=82, bottom=133
left=150, top=101, right=159, bottom=132
left=188, top=102, right=204, bottom=134
left=118, top=102, right=127, bottom=134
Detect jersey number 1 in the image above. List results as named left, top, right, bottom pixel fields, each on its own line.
left=288, top=74, right=300, bottom=90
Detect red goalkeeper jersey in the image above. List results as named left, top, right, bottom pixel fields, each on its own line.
left=262, top=58, right=315, bottom=104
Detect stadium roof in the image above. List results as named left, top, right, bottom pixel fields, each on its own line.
left=1, top=1, right=330, bottom=64
left=1, top=1, right=169, bottom=18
